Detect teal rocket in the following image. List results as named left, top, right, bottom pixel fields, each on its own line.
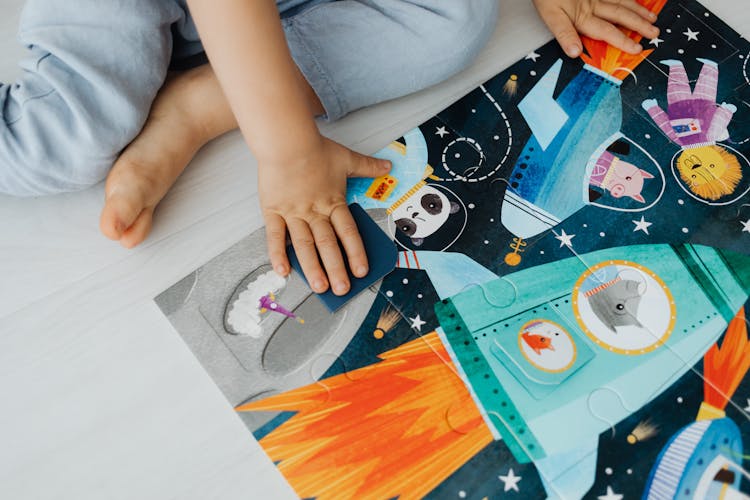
left=398, top=244, right=750, bottom=498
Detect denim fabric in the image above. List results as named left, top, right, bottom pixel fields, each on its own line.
left=0, top=0, right=498, bottom=195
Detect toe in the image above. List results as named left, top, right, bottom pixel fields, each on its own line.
left=119, top=208, right=154, bottom=249
left=100, top=188, right=147, bottom=241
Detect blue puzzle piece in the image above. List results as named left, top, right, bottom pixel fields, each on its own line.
left=287, top=203, right=397, bottom=312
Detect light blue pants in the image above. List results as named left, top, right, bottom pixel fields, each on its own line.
left=0, top=0, right=498, bottom=196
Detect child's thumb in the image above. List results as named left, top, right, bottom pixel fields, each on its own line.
left=348, top=153, right=392, bottom=178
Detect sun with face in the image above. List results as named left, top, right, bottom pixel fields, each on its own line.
left=676, top=145, right=742, bottom=201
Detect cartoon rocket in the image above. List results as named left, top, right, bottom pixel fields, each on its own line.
left=259, top=293, right=304, bottom=324
left=645, top=418, right=749, bottom=500
left=501, top=59, right=631, bottom=241
left=643, top=308, right=750, bottom=500
left=397, top=243, right=750, bottom=498
left=500, top=0, right=666, bottom=265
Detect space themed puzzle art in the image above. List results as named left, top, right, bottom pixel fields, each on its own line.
left=156, top=0, right=750, bottom=498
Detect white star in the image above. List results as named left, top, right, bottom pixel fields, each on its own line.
left=683, top=28, right=700, bottom=41
left=649, top=37, right=664, bottom=47
left=555, top=229, right=576, bottom=248
left=744, top=398, right=750, bottom=413
left=408, top=314, right=427, bottom=332
left=435, top=126, right=449, bottom=138
left=525, top=51, right=541, bottom=62
left=498, top=468, right=522, bottom=492
left=633, top=216, right=653, bottom=235
left=598, top=486, right=624, bottom=500
left=742, top=219, right=750, bottom=234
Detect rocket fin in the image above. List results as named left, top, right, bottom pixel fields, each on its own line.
left=534, top=437, right=598, bottom=500
left=518, top=59, right=569, bottom=151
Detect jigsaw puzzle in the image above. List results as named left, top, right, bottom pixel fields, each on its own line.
left=155, top=0, right=750, bottom=497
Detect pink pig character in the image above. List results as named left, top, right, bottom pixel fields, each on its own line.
left=589, top=151, right=654, bottom=203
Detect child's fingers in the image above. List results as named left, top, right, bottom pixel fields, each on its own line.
left=265, top=212, right=290, bottom=276
left=308, top=216, right=351, bottom=296
left=595, top=1, right=659, bottom=40
left=287, top=217, right=329, bottom=294
left=536, top=4, right=583, bottom=58
left=330, top=204, right=369, bottom=279
left=605, top=0, right=658, bottom=23
left=346, top=152, right=391, bottom=179
left=579, top=15, right=642, bottom=54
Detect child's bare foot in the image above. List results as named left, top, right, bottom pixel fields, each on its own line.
left=99, top=64, right=236, bottom=248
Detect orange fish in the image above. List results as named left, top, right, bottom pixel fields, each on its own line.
left=521, top=331, right=555, bottom=355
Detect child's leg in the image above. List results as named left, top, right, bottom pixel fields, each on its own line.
left=282, top=0, right=499, bottom=120
left=661, top=60, right=692, bottom=106
left=693, top=58, right=719, bottom=103
left=100, top=56, right=319, bottom=248
left=100, top=0, right=499, bottom=247
left=0, top=0, right=191, bottom=196
left=99, top=63, right=255, bottom=247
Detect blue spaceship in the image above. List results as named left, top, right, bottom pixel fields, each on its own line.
left=644, top=418, right=747, bottom=499
left=500, top=60, right=662, bottom=265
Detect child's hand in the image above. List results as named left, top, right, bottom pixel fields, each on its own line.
left=259, top=136, right=391, bottom=296
left=532, top=0, right=660, bottom=58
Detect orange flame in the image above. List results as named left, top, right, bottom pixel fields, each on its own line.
left=237, top=332, right=492, bottom=500
left=580, top=0, right=667, bottom=80
left=703, top=307, right=750, bottom=410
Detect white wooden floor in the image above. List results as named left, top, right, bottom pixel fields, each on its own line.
left=1, top=1, right=747, bottom=499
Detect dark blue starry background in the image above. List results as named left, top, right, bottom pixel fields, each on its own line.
left=254, top=0, right=750, bottom=497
